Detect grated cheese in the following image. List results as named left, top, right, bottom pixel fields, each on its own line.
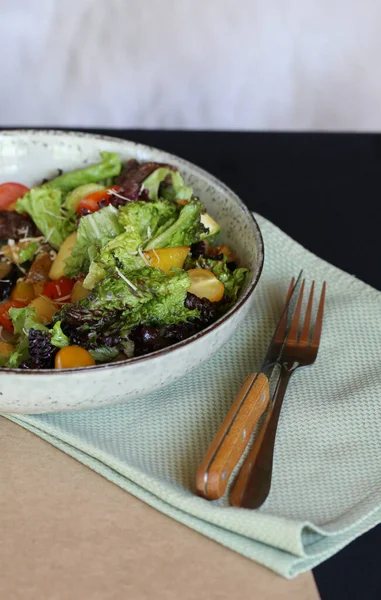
left=44, top=210, right=67, bottom=221
left=45, top=228, right=54, bottom=243
left=107, top=189, right=130, bottom=202
left=152, top=248, right=159, bottom=262
left=21, top=236, right=45, bottom=243
left=18, top=226, right=30, bottom=239
left=16, top=264, right=26, bottom=275
left=115, top=267, right=138, bottom=291
left=138, top=246, right=150, bottom=266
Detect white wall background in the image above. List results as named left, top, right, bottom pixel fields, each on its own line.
left=1, top=0, right=381, bottom=130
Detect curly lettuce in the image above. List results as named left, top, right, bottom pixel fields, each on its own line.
left=57, top=266, right=198, bottom=350
left=64, top=205, right=123, bottom=278
left=18, top=241, right=39, bottom=264
left=82, top=200, right=178, bottom=288
left=16, top=188, right=76, bottom=250
left=142, top=168, right=192, bottom=202
left=50, top=321, right=70, bottom=348
left=145, top=200, right=205, bottom=250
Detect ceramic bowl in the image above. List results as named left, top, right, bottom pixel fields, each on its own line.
left=0, top=130, right=264, bottom=413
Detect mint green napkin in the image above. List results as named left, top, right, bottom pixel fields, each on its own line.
left=5, top=214, right=381, bottom=578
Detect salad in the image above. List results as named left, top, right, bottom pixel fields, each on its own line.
left=0, top=153, right=247, bottom=369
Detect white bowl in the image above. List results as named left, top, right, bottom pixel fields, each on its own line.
left=0, top=130, right=264, bottom=414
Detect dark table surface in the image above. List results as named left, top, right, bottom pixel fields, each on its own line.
left=10, top=128, right=381, bottom=599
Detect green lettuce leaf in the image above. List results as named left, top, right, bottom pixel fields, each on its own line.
left=7, top=306, right=48, bottom=367
left=121, top=293, right=197, bottom=330
left=50, top=321, right=70, bottom=348
left=16, top=188, right=76, bottom=250
left=18, top=241, right=39, bottom=264
left=43, top=152, right=121, bottom=192
left=98, top=176, right=114, bottom=188
left=83, top=266, right=160, bottom=312
left=219, top=267, right=247, bottom=302
left=83, top=200, right=178, bottom=288
left=142, top=168, right=192, bottom=202
left=88, top=346, right=119, bottom=362
left=10, top=305, right=48, bottom=336
left=118, top=268, right=197, bottom=329
left=118, top=199, right=177, bottom=240
left=82, top=261, right=107, bottom=290
left=121, top=340, right=135, bottom=358
left=145, top=200, right=203, bottom=250
left=64, top=205, right=123, bottom=278
left=58, top=267, right=197, bottom=350
left=7, top=351, right=23, bottom=368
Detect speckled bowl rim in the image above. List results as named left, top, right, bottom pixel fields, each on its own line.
left=0, top=129, right=264, bottom=374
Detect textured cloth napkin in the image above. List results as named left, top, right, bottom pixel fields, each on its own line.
left=5, top=214, right=381, bottom=578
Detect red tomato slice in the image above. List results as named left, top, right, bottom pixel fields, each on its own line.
left=0, top=182, right=30, bottom=210
left=43, top=277, right=75, bottom=303
left=0, top=300, right=28, bottom=331
left=76, top=186, right=120, bottom=215
left=76, top=196, right=102, bottom=215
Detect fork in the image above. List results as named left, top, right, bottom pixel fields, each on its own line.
left=230, top=278, right=326, bottom=509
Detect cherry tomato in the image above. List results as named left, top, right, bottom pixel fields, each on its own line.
left=77, top=186, right=120, bottom=215
left=43, top=276, right=76, bottom=303
left=0, top=300, right=28, bottom=331
left=55, top=346, right=96, bottom=369
left=0, top=182, right=30, bottom=210
left=76, top=195, right=100, bottom=214
left=187, top=268, right=225, bottom=302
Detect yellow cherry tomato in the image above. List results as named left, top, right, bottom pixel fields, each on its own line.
left=187, top=268, right=225, bottom=302
left=213, top=245, right=235, bottom=262
left=144, top=246, right=190, bottom=274
left=55, top=346, right=96, bottom=369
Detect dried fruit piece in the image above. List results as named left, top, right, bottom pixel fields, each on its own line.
left=10, top=280, right=35, bottom=303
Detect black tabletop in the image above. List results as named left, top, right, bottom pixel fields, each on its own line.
left=22, top=129, right=381, bottom=598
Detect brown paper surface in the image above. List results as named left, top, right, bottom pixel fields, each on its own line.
left=0, top=417, right=319, bottom=600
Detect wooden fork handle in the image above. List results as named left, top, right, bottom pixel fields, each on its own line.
left=196, top=373, right=270, bottom=500
left=230, top=367, right=293, bottom=508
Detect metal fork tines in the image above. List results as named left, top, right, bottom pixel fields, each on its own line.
left=230, top=278, right=326, bottom=509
